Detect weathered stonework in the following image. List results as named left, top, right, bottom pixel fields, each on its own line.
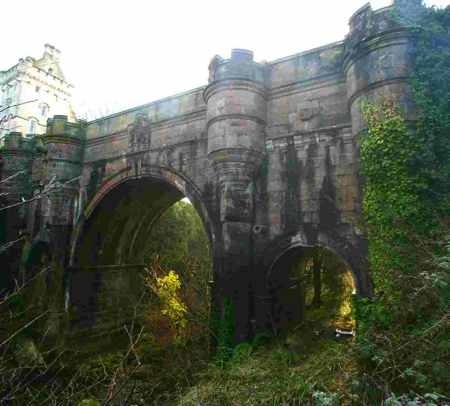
left=0, top=44, right=76, bottom=139
left=0, top=1, right=420, bottom=341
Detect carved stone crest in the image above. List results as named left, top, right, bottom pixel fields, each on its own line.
left=220, top=181, right=253, bottom=223
left=290, top=100, right=321, bottom=132
left=128, top=113, right=151, bottom=150
left=297, top=100, right=320, bottom=122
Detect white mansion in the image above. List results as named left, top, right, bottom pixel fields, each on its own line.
left=0, top=44, right=76, bottom=139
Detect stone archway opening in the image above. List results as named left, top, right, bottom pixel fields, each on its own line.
left=69, top=175, right=214, bottom=347
left=267, top=246, right=356, bottom=340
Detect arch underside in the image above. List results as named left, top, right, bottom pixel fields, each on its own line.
left=266, top=245, right=356, bottom=332
left=69, top=168, right=214, bottom=331
left=262, top=229, right=372, bottom=297
left=76, top=177, right=183, bottom=267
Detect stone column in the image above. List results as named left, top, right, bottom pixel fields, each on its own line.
left=205, top=49, right=267, bottom=342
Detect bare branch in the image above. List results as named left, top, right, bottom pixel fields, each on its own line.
left=0, top=175, right=81, bottom=213
left=0, top=170, right=26, bottom=185
left=0, top=310, right=49, bottom=348
left=0, top=236, right=25, bottom=255
left=0, top=99, right=38, bottom=115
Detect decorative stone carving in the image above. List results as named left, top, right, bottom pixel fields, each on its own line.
left=297, top=101, right=320, bottom=122
left=128, top=113, right=151, bottom=150
left=290, top=100, right=321, bottom=132
left=220, top=181, right=253, bottom=223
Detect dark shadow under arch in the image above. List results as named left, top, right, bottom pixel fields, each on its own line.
left=71, top=165, right=217, bottom=265
left=262, top=229, right=372, bottom=298
left=68, top=166, right=217, bottom=331
left=266, top=244, right=358, bottom=334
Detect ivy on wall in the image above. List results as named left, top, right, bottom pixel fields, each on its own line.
left=356, top=4, right=450, bottom=394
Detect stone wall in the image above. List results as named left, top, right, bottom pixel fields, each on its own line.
left=0, top=1, right=420, bottom=341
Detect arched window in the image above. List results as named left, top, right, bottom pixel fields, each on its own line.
left=40, top=103, right=49, bottom=117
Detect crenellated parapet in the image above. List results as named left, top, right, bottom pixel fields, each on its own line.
left=208, top=49, right=266, bottom=84
left=43, top=116, right=86, bottom=180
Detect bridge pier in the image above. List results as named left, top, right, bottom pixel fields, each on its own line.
left=31, top=117, right=85, bottom=336
left=205, top=49, right=267, bottom=342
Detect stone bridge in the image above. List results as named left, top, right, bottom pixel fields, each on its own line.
left=1, top=2, right=418, bottom=341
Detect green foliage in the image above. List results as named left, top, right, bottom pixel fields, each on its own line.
left=302, top=248, right=356, bottom=330
left=0, top=199, right=214, bottom=405
left=144, top=200, right=211, bottom=276
left=175, top=335, right=359, bottom=405
left=231, top=342, right=253, bottom=362
left=214, top=297, right=235, bottom=365
left=385, top=392, right=449, bottom=405
left=361, top=101, right=436, bottom=287
left=251, top=331, right=273, bottom=348
left=411, top=7, right=450, bottom=210
left=357, top=4, right=450, bottom=396
left=311, top=391, right=339, bottom=406
left=77, top=400, right=101, bottom=406
left=77, top=351, right=125, bottom=387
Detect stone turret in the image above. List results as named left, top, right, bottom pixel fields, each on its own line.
left=339, top=0, right=422, bottom=297
left=344, top=1, right=420, bottom=136
left=204, top=49, right=267, bottom=341
left=40, top=115, right=85, bottom=261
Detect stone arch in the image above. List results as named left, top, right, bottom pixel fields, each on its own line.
left=263, top=234, right=370, bottom=333
left=68, top=164, right=217, bottom=330
left=263, top=231, right=372, bottom=297
left=70, top=164, right=217, bottom=267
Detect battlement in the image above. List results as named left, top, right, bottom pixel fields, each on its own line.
left=231, top=49, right=254, bottom=62
left=46, top=115, right=86, bottom=140
left=209, top=48, right=266, bottom=84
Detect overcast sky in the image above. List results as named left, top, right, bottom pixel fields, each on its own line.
left=2, top=0, right=448, bottom=119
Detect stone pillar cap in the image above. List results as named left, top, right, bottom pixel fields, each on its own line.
left=231, top=49, right=254, bottom=62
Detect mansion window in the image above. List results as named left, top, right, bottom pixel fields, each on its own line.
left=40, top=104, right=49, bottom=117
left=28, top=118, right=38, bottom=134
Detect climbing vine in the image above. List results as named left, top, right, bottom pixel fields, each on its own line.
left=357, top=4, right=450, bottom=395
